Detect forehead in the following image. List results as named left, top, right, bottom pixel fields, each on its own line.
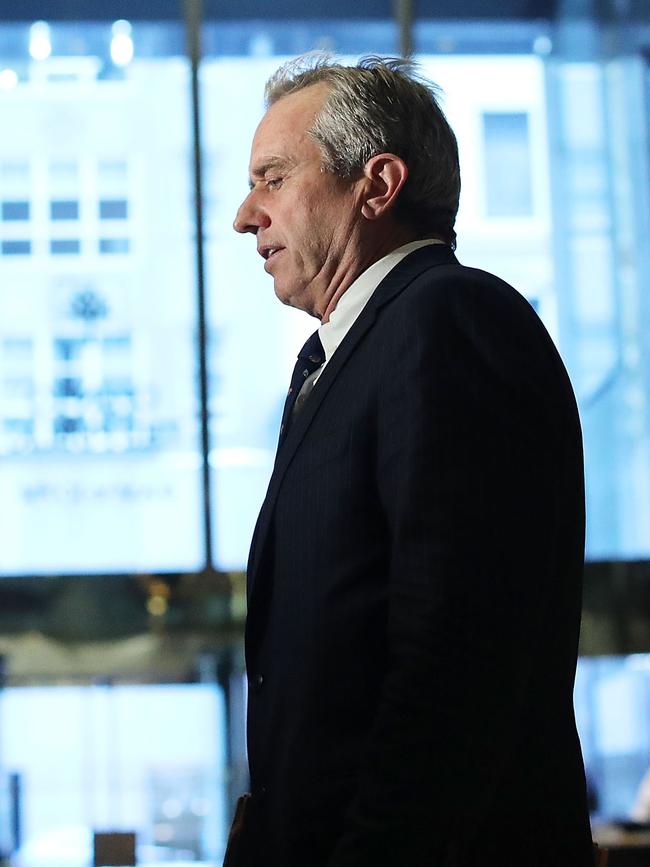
left=249, top=82, right=329, bottom=170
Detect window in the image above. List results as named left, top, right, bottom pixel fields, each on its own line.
left=99, top=238, right=130, bottom=254
left=3, top=377, right=34, bottom=399
left=98, top=160, right=128, bottom=185
left=54, top=415, right=83, bottom=434
left=54, top=338, right=82, bottom=361
left=1, top=240, right=31, bottom=255
left=50, top=239, right=80, bottom=255
left=0, top=19, right=202, bottom=577
left=575, top=655, right=650, bottom=819
left=50, top=199, right=79, bottom=220
left=0, top=10, right=646, bottom=570
left=1, top=161, right=29, bottom=181
left=99, top=199, right=128, bottom=219
left=53, top=377, right=82, bottom=398
left=1, top=337, right=35, bottom=453
left=2, top=200, right=30, bottom=220
left=0, top=684, right=227, bottom=866
left=4, top=418, right=34, bottom=436
left=482, top=111, right=534, bottom=217
left=3, top=338, right=33, bottom=362
left=49, top=161, right=79, bottom=185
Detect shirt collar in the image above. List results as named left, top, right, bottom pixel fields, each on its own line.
left=318, top=239, right=444, bottom=364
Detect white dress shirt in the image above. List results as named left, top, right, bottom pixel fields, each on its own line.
left=315, top=239, right=444, bottom=383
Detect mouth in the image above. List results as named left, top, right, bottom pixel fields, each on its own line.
left=259, top=245, right=285, bottom=270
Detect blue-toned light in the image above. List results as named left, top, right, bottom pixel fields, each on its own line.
left=533, top=35, right=553, bottom=55
left=111, top=20, right=134, bottom=67
left=29, top=21, right=52, bottom=61
left=0, top=68, right=18, bottom=90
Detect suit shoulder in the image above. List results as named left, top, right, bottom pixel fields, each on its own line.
left=403, top=259, right=531, bottom=314
left=398, top=259, right=548, bottom=338
left=384, top=257, right=571, bottom=385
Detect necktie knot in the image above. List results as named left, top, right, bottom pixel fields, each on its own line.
left=298, top=332, right=325, bottom=373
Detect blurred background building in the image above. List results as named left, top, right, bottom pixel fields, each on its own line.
left=0, top=0, right=649, bottom=863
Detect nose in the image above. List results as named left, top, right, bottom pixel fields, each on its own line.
left=233, top=190, right=270, bottom=235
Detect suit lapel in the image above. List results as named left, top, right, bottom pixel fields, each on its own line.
left=247, top=244, right=457, bottom=595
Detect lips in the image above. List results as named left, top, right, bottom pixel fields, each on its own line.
left=259, top=244, right=285, bottom=272
left=258, top=244, right=284, bottom=261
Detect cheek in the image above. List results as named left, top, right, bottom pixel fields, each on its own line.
left=291, top=223, right=322, bottom=267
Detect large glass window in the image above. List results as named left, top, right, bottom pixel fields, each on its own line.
left=482, top=112, right=534, bottom=217
left=1, top=683, right=228, bottom=865
left=542, top=56, right=650, bottom=560
left=1, top=12, right=649, bottom=571
left=575, top=654, right=650, bottom=823
left=0, top=20, right=204, bottom=576
left=414, top=38, right=650, bottom=563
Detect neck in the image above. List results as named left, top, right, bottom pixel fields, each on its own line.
left=318, top=223, right=418, bottom=323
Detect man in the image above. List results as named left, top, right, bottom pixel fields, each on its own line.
left=228, top=55, right=594, bottom=867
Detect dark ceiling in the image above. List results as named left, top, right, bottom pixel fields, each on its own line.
left=0, top=0, right=599, bottom=21
left=1, top=0, right=649, bottom=23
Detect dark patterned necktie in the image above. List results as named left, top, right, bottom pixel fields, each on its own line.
left=278, top=330, right=324, bottom=445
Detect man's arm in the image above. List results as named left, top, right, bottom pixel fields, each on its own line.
left=328, top=270, right=582, bottom=865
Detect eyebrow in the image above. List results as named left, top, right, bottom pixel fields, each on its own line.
left=248, top=157, right=292, bottom=190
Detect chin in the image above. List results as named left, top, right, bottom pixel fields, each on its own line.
left=274, top=283, right=293, bottom=306
left=274, top=281, right=319, bottom=318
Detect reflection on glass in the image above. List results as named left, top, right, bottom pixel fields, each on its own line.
left=1, top=15, right=647, bottom=572
left=482, top=112, right=533, bottom=216
left=2, top=201, right=30, bottom=221
left=50, top=200, right=79, bottom=221
left=1, top=683, right=228, bottom=865
left=0, top=20, right=203, bottom=576
left=415, top=43, right=650, bottom=562
left=575, top=655, right=650, bottom=822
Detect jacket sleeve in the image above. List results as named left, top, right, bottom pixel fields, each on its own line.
left=327, top=272, right=581, bottom=865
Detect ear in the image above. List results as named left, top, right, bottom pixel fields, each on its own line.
left=360, top=153, right=409, bottom=221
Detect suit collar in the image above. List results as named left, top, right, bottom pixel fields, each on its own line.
left=365, top=241, right=456, bottom=312
left=319, top=240, right=447, bottom=364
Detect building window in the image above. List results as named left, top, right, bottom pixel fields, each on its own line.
left=2, top=201, right=30, bottom=221
left=54, top=377, right=83, bottom=398
left=50, top=239, right=81, bottom=255
left=1, top=240, right=31, bottom=255
left=3, top=337, right=32, bottom=360
left=99, top=238, right=130, bottom=254
left=99, top=199, right=128, bottom=220
left=54, top=338, right=83, bottom=361
left=54, top=415, right=83, bottom=434
left=4, top=418, right=34, bottom=436
left=50, top=199, right=79, bottom=220
left=1, top=339, right=33, bottom=398
left=98, top=160, right=128, bottom=185
left=49, top=161, right=79, bottom=185
left=3, top=377, right=34, bottom=399
left=0, top=161, right=29, bottom=183
left=482, top=112, right=533, bottom=217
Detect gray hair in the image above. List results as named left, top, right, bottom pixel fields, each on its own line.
left=265, top=54, right=460, bottom=248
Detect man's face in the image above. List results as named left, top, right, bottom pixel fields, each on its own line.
left=234, top=83, right=362, bottom=318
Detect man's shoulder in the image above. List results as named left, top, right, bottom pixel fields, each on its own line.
left=389, top=247, right=535, bottom=323
left=376, top=248, right=566, bottom=375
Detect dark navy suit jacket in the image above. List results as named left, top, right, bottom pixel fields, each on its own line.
left=239, top=245, right=594, bottom=867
